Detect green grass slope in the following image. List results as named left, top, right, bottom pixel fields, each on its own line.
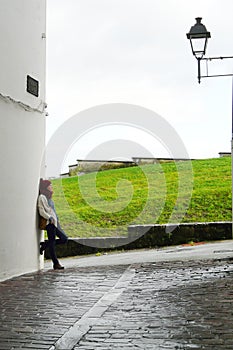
left=52, top=157, right=232, bottom=238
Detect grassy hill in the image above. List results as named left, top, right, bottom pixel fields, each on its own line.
left=52, top=157, right=232, bottom=238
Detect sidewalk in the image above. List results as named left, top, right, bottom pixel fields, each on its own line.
left=0, top=240, right=233, bottom=350
left=44, top=239, right=233, bottom=270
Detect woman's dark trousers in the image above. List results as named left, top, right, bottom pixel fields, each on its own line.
left=45, top=223, right=68, bottom=265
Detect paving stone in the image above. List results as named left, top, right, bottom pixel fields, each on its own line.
left=0, top=265, right=126, bottom=349
left=0, top=258, right=233, bottom=349
left=74, top=259, right=233, bottom=350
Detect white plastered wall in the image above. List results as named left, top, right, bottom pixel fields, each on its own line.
left=0, top=0, right=46, bottom=281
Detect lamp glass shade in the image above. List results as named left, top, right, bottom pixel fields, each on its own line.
left=186, top=17, right=211, bottom=58
left=189, top=37, right=208, bottom=58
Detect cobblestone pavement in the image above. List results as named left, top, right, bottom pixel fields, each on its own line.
left=0, top=258, right=233, bottom=350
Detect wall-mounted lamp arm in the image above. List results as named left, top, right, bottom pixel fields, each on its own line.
left=196, top=55, right=233, bottom=83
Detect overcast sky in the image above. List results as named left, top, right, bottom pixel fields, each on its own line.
left=46, top=0, right=233, bottom=174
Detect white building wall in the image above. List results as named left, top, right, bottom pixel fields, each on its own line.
left=0, top=0, right=46, bottom=281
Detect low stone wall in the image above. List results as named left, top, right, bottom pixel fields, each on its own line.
left=126, top=221, right=232, bottom=249
left=45, top=221, right=232, bottom=259
left=69, top=160, right=136, bottom=176
left=49, top=237, right=128, bottom=258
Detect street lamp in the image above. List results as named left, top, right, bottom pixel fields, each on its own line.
left=186, top=17, right=233, bottom=239
left=186, top=17, right=211, bottom=83
left=186, top=17, right=211, bottom=58
left=186, top=17, right=233, bottom=83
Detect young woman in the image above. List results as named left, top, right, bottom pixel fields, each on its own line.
left=38, top=178, right=68, bottom=270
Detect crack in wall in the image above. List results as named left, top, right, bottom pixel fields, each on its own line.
left=0, top=91, right=46, bottom=114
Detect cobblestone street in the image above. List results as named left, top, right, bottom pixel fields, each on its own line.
left=75, top=260, right=233, bottom=350
left=0, top=246, right=233, bottom=349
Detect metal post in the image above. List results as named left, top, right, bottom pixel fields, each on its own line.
left=197, top=58, right=201, bottom=84
left=232, top=78, right=233, bottom=239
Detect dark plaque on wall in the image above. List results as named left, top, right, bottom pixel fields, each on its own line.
left=26, top=75, right=39, bottom=97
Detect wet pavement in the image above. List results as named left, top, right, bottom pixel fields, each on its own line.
left=0, top=241, right=233, bottom=350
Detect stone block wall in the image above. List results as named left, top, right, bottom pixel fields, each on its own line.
left=44, top=221, right=232, bottom=259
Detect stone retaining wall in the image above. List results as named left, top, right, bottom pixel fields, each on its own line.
left=45, top=221, right=232, bottom=259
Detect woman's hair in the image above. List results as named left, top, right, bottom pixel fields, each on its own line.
left=39, top=178, right=53, bottom=199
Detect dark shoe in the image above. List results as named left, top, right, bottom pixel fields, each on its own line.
left=53, top=263, right=64, bottom=270
left=40, top=242, right=45, bottom=255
